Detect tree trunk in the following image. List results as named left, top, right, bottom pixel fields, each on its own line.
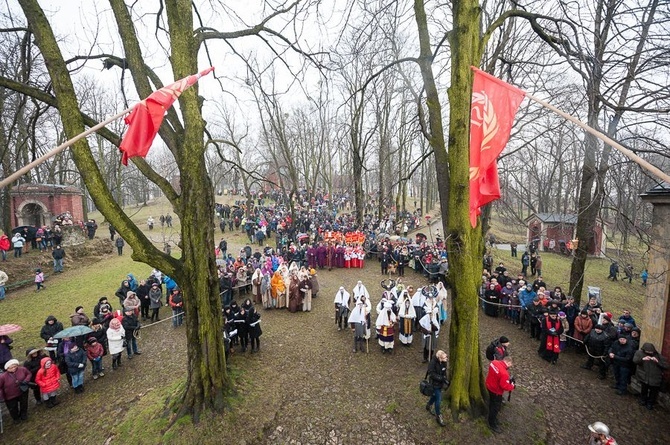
left=20, top=0, right=230, bottom=421
left=414, top=0, right=485, bottom=417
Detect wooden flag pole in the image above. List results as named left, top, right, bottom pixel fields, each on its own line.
left=525, top=92, right=670, bottom=184
left=0, top=107, right=132, bottom=190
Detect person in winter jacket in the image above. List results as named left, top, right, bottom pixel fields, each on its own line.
left=581, top=325, right=612, bottom=379
left=136, top=279, right=151, bottom=321
left=633, top=342, right=669, bottom=410
left=121, top=307, right=142, bottom=358
left=123, top=291, right=141, bottom=316
left=70, top=306, right=91, bottom=327
left=115, top=280, right=131, bottom=308
left=149, top=282, right=163, bottom=322
left=115, top=237, right=125, bottom=255
left=0, top=335, right=14, bottom=370
left=485, top=356, right=515, bottom=434
left=11, top=232, right=25, bottom=257
left=65, top=344, right=87, bottom=393
left=608, top=335, right=635, bottom=395
left=106, top=318, right=126, bottom=370
left=425, top=349, right=449, bottom=427
left=0, top=233, right=10, bottom=261
left=34, top=357, right=61, bottom=408
left=573, top=309, right=593, bottom=346
left=85, top=337, right=105, bottom=379
left=169, top=289, right=184, bottom=327
left=23, top=348, right=48, bottom=404
left=0, top=359, right=32, bottom=422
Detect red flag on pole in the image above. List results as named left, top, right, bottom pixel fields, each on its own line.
left=469, top=67, right=525, bottom=227
left=119, top=67, right=215, bottom=165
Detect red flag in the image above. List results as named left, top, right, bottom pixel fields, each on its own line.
left=469, top=67, right=525, bottom=227
left=119, top=67, right=215, bottom=165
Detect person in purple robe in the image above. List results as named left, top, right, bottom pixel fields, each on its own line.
left=316, top=243, right=327, bottom=269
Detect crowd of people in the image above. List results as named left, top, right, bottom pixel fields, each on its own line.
left=478, top=245, right=667, bottom=440
left=0, top=268, right=188, bottom=424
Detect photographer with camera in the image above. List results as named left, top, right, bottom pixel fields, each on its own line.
left=424, top=349, right=449, bottom=427
left=485, top=355, right=515, bottom=434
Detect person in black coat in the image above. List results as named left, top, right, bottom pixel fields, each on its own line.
left=609, top=335, right=635, bottom=395
left=115, top=280, right=131, bottom=308
left=234, top=306, right=249, bottom=353
left=425, top=349, right=449, bottom=427
left=65, top=344, right=87, bottom=393
left=121, top=308, right=142, bottom=359
left=40, top=315, right=64, bottom=361
left=247, top=307, right=262, bottom=353
left=23, top=348, right=47, bottom=404
left=581, top=325, right=612, bottom=379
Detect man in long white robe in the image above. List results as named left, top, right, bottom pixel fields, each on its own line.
left=352, top=280, right=370, bottom=304
left=419, top=307, right=440, bottom=362
left=376, top=301, right=397, bottom=354
left=398, top=292, right=416, bottom=345
left=348, top=299, right=370, bottom=353
left=334, top=286, right=351, bottom=331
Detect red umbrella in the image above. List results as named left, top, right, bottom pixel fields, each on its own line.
left=0, top=324, right=22, bottom=336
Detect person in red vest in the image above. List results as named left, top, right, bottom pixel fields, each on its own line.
left=485, top=355, right=515, bottom=433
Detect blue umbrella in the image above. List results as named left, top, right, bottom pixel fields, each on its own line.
left=53, top=325, right=94, bottom=339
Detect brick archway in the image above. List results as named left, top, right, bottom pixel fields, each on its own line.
left=15, top=199, right=50, bottom=227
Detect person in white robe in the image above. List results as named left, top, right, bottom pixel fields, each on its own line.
left=398, top=291, right=416, bottom=345
left=348, top=299, right=370, bottom=353
left=334, top=286, right=351, bottom=331
left=419, top=307, right=440, bottom=362
left=375, top=301, right=397, bottom=353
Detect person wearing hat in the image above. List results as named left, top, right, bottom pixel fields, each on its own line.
left=149, top=282, right=163, bottom=322
left=588, top=422, right=618, bottom=445
left=121, top=307, right=142, bottom=359
left=599, top=313, right=618, bottom=341
left=347, top=297, right=370, bottom=353
left=608, top=334, right=635, bottom=395
left=419, top=306, right=440, bottom=362
left=106, top=318, right=126, bottom=370
left=633, top=342, right=669, bottom=410
left=23, top=347, right=47, bottom=404
left=65, top=343, right=87, bottom=393
left=123, top=291, right=141, bottom=316
left=34, top=356, right=61, bottom=408
left=0, top=359, right=32, bottom=422
left=115, top=280, right=132, bottom=308
left=93, top=297, right=113, bottom=320
left=539, top=310, right=563, bottom=364
left=493, top=337, right=510, bottom=360
left=308, top=268, right=319, bottom=298
left=527, top=296, right=544, bottom=340
left=485, top=355, right=515, bottom=434
left=85, top=337, right=104, bottom=379
left=573, top=309, right=593, bottom=354
left=70, top=306, right=91, bottom=327
left=375, top=300, right=397, bottom=354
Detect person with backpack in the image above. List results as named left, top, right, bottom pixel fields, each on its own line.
left=486, top=336, right=510, bottom=361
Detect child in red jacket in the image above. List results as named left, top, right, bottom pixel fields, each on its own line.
left=34, top=357, right=61, bottom=408
left=85, top=337, right=104, bottom=379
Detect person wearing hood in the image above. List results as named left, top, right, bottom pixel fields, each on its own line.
left=115, top=280, right=132, bottom=308
left=34, top=357, right=61, bottom=408
left=251, top=268, right=263, bottom=305
left=299, top=273, right=313, bottom=312
left=40, top=315, right=63, bottom=359
left=419, top=307, right=440, bottom=362
left=376, top=300, right=397, bottom=354
left=260, top=269, right=272, bottom=309
left=85, top=337, right=105, bottom=379
left=149, top=282, right=163, bottom=322
left=270, top=271, right=285, bottom=309
left=0, top=359, right=32, bottom=422
left=123, top=291, right=141, bottom=316
left=633, top=342, right=668, bottom=410
left=348, top=298, right=370, bottom=353
left=352, top=280, right=370, bottom=304
left=334, top=286, right=351, bottom=331
left=398, top=291, right=417, bottom=346
left=126, top=273, right=138, bottom=291
left=64, top=343, right=87, bottom=394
